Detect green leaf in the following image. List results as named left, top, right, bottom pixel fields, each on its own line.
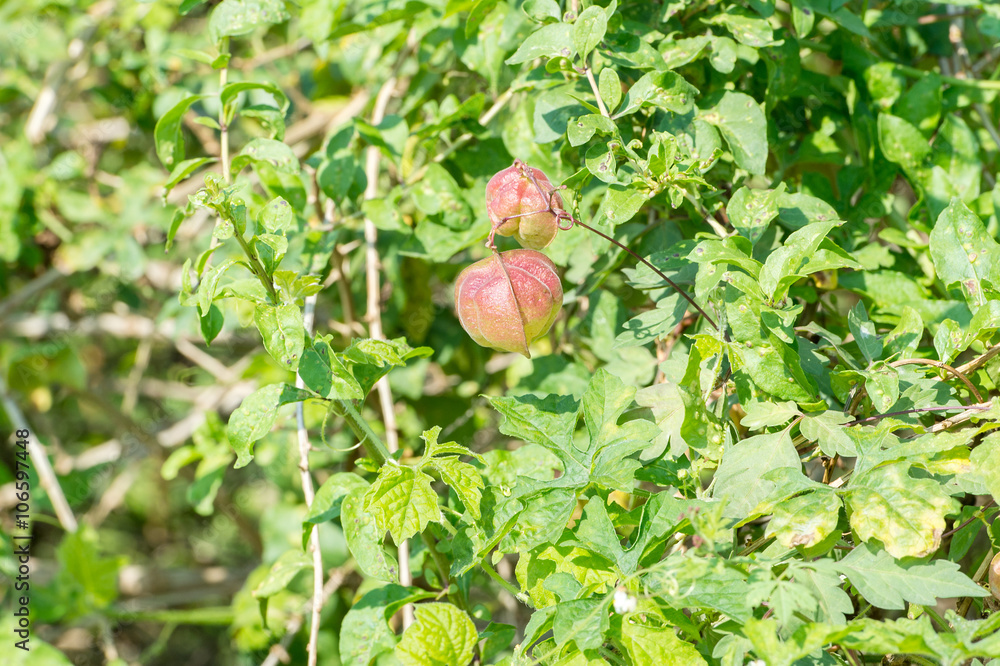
left=410, top=163, right=469, bottom=227
left=585, top=142, right=618, bottom=184
left=154, top=95, right=204, bottom=171
left=329, top=2, right=432, bottom=39
left=688, top=237, right=762, bottom=277
left=356, top=115, right=409, bottom=159
left=252, top=233, right=287, bottom=275
left=929, top=198, right=1000, bottom=307
left=799, top=411, right=856, bottom=457
left=766, top=490, right=842, bottom=549
left=661, top=35, right=711, bottom=70
left=58, top=527, right=125, bottom=610
left=728, top=184, right=785, bottom=246
left=298, top=338, right=363, bottom=400
left=502, top=488, right=578, bottom=554
left=598, top=68, right=622, bottom=113
left=164, top=157, right=216, bottom=196
left=777, top=191, right=841, bottom=230
left=231, top=138, right=299, bottom=175
left=616, top=71, right=698, bottom=118
left=490, top=394, right=579, bottom=463
left=179, top=0, right=209, bottom=14
left=340, top=585, right=433, bottom=665
left=742, top=619, right=850, bottom=666
left=199, top=303, right=224, bottom=345
left=342, top=487, right=399, bottom=582
left=460, top=0, right=499, bottom=37
left=790, top=0, right=815, bottom=37
left=552, top=596, right=612, bottom=651
left=341, top=337, right=433, bottom=396
left=567, top=113, right=617, bottom=147
left=505, top=23, right=574, bottom=64
left=305, top=472, right=368, bottom=525
left=713, top=430, right=801, bottom=519
left=432, top=457, right=484, bottom=519
left=208, top=0, right=290, bottom=42
left=240, top=104, right=285, bottom=140
left=613, top=294, right=686, bottom=349
left=728, top=334, right=818, bottom=402
left=596, top=183, right=648, bottom=226
left=254, top=303, right=305, bottom=370
left=420, top=425, right=484, bottom=519
left=219, top=81, right=289, bottom=116
left=572, top=6, right=607, bottom=59
left=883, top=306, right=924, bottom=358
left=197, top=258, right=239, bottom=316
left=895, top=72, right=941, bottom=136
left=364, top=464, right=441, bottom=544
left=845, top=461, right=959, bottom=558
left=834, top=543, right=987, bottom=610
left=864, top=362, right=899, bottom=414
left=706, top=7, right=779, bottom=47
left=758, top=220, right=840, bottom=301
left=969, top=432, right=1000, bottom=499
left=226, top=383, right=312, bottom=468
left=583, top=369, right=635, bottom=447
left=703, top=91, right=768, bottom=175
left=395, top=603, right=477, bottom=666
left=878, top=113, right=930, bottom=172
left=259, top=196, right=293, bottom=234
left=523, top=0, right=561, bottom=22
left=740, top=400, right=802, bottom=430
left=798, top=561, right=855, bottom=625
left=848, top=302, right=882, bottom=365
left=252, top=549, right=311, bottom=599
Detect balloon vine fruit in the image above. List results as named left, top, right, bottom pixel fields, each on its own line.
left=454, top=249, right=563, bottom=358
left=485, top=160, right=569, bottom=250
left=453, top=158, right=718, bottom=357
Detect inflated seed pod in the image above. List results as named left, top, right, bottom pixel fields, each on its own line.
left=485, top=161, right=564, bottom=250
left=454, top=249, right=563, bottom=358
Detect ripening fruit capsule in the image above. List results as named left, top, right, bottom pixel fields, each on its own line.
left=485, top=161, right=564, bottom=250
left=454, top=249, right=563, bottom=357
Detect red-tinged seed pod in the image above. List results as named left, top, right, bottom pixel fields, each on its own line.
left=454, top=249, right=563, bottom=358
left=486, top=161, right=564, bottom=250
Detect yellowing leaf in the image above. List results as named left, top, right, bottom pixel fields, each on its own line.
left=364, top=465, right=441, bottom=544
left=846, top=462, right=958, bottom=559
left=395, top=603, right=477, bottom=666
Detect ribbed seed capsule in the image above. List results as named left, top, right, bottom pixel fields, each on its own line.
left=485, top=161, right=564, bottom=250
left=454, top=249, right=563, bottom=357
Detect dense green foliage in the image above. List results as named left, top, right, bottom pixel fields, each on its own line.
left=3, top=0, right=1000, bottom=664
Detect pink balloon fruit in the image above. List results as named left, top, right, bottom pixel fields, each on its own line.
left=454, top=249, right=563, bottom=357
left=485, top=161, right=564, bottom=249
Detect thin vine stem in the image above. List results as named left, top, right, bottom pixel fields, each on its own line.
left=942, top=499, right=996, bottom=539
left=571, top=218, right=720, bottom=331
left=496, top=160, right=721, bottom=332
left=232, top=232, right=279, bottom=303
left=848, top=402, right=991, bottom=426
left=480, top=556, right=532, bottom=607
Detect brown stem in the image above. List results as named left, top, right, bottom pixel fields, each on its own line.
left=509, top=160, right=720, bottom=332
left=942, top=499, right=996, bottom=539
left=890, top=358, right=983, bottom=403
left=571, top=218, right=719, bottom=331
left=849, top=402, right=990, bottom=425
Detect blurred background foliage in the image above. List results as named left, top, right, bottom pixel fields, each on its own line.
left=0, top=0, right=999, bottom=664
